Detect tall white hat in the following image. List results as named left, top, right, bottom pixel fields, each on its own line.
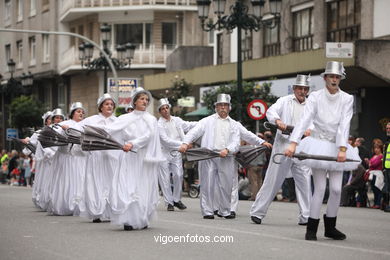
left=214, top=93, right=231, bottom=106
left=97, top=93, right=117, bottom=108
left=69, top=102, right=85, bottom=115
left=42, top=111, right=53, bottom=124
left=157, top=98, right=171, bottom=111
left=51, top=108, right=65, bottom=120
left=293, top=74, right=311, bottom=88
left=130, top=87, right=152, bottom=108
left=320, top=61, right=346, bottom=80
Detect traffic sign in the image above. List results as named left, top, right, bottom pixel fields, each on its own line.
left=247, top=99, right=268, bottom=120
left=6, top=128, right=18, bottom=141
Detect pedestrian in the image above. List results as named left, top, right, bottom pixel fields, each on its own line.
left=383, top=122, right=390, bottom=212
left=179, top=93, right=241, bottom=219
left=157, top=98, right=197, bottom=211
left=285, top=61, right=360, bottom=240
left=250, top=74, right=312, bottom=225
left=106, top=87, right=164, bottom=230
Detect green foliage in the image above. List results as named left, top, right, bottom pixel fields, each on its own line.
left=202, top=81, right=278, bottom=132
left=115, top=107, right=126, bottom=117
left=9, top=96, right=45, bottom=132
left=166, top=76, right=193, bottom=118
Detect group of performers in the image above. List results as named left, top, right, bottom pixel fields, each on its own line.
left=23, top=61, right=360, bottom=240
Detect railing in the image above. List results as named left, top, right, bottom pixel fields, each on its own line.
left=61, top=0, right=196, bottom=14
left=327, top=25, right=360, bottom=42
left=59, top=44, right=175, bottom=72
left=292, top=34, right=313, bottom=52
left=263, top=43, right=280, bottom=58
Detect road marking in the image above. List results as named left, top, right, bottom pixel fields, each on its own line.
left=159, top=218, right=390, bottom=257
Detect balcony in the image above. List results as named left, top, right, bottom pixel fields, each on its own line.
left=59, top=44, right=176, bottom=74
left=60, top=0, right=197, bottom=22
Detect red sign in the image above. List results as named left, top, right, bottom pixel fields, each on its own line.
left=247, top=99, right=268, bottom=120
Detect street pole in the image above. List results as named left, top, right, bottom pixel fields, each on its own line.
left=237, top=25, right=243, bottom=122
left=104, top=65, right=108, bottom=93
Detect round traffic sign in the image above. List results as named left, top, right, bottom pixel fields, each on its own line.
left=247, top=99, right=268, bottom=120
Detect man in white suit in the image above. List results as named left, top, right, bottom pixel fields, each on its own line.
left=158, top=98, right=197, bottom=211
left=179, top=94, right=240, bottom=219
left=250, top=75, right=312, bottom=225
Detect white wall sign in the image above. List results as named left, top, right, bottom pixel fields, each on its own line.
left=326, top=42, right=354, bottom=58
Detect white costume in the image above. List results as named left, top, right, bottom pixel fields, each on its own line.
left=183, top=113, right=240, bottom=217
left=78, top=113, right=118, bottom=220
left=158, top=115, right=196, bottom=206
left=250, top=94, right=312, bottom=224
left=105, top=105, right=164, bottom=229
left=290, top=88, right=360, bottom=219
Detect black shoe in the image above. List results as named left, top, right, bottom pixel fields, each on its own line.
left=124, top=225, right=133, bottom=231
left=305, top=217, right=320, bottom=240
left=203, top=215, right=215, bottom=219
left=92, top=218, right=102, bottom=223
left=214, top=210, right=218, bottom=215
left=323, top=214, right=346, bottom=240
left=230, top=211, right=236, bottom=218
left=173, top=201, right=187, bottom=210
left=142, top=226, right=148, bottom=230
left=251, top=216, right=262, bottom=224
left=167, top=204, right=174, bottom=211
left=298, top=222, right=308, bottom=226
left=225, top=213, right=235, bottom=219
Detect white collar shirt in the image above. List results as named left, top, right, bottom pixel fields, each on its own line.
left=291, top=97, right=305, bottom=126
left=214, top=115, right=231, bottom=150
left=163, top=117, right=181, bottom=141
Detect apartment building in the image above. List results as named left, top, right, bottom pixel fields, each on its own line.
left=145, top=0, right=390, bottom=142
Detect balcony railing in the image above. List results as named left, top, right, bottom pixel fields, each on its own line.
left=327, top=25, right=360, bottom=42
left=61, top=0, right=196, bottom=14
left=292, top=34, right=313, bottom=52
left=263, top=43, right=281, bottom=58
left=59, top=44, right=175, bottom=73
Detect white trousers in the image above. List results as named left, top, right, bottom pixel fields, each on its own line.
left=158, top=155, right=183, bottom=205
left=250, top=157, right=311, bottom=224
left=199, top=157, right=235, bottom=217
left=310, top=169, right=343, bottom=219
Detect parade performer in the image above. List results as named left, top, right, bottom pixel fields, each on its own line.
left=250, top=75, right=312, bottom=225
left=105, top=87, right=164, bottom=230
left=48, top=103, right=87, bottom=215
left=179, top=94, right=240, bottom=219
left=157, top=98, right=197, bottom=211
left=78, top=94, right=118, bottom=223
left=285, top=61, right=360, bottom=240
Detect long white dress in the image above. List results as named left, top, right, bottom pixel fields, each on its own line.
left=105, top=110, right=164, bottom=229
left=78, top=113, right=118, bottom=220
left=48, top=120, right=87, bottom=215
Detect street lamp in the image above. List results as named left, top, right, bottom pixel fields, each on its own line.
left=196, top=0, right=281, bottom=122
left=78, top=23, right=136, bottom=93
left=21, top=72, right=34, bottom=87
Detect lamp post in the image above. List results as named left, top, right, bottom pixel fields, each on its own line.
left=196, top=0, right=281, bottom=122
left=78, top=23, right=136, bottom=93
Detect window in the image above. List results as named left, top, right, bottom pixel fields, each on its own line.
left=162, top=22, right=177, bottom=49
left=216, top=33, right=223, bottom=65
left=241, top=30, right=252, bottom=61
left=5, top=44, right=11, bottom=62
left=4, top=0, right=11, bottom=25
left=293, top=8, right=314, bottom=52
left=42, top=0, right=49, bottom=12
left=57, top=80, right=67, bottom=111
left=208, top=30, right=214, bottom=45
left=263, top=19, right=280, bottom=57
left=29, top=37, right=36, bottom=66
left=30, top=0, right=36, bottom=17
left=17, top=40, right=23, bottom=68
left=115, top=23, right=152, bottom=49
left=17, top=0, right=23, bottom=22
left=70, top=27, right=76, bottom=47
left=42, top=34, right=50, bottom=63
left=327, top=0, right=361, bottom=42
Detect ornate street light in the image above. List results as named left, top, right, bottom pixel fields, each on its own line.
left=7, top=59, right=16, bottom=77
left=196, top=0, right=281, bottom=122
left=21, top=72, right=34, bottom=87
left=78, top=23, right=136, bottom=93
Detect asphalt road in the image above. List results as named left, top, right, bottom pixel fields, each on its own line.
left=0, top=184, right=389, bottom=260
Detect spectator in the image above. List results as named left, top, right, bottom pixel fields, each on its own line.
left=8, top=150, right=19, bottom=185
left=21, top=154, right=32, bottom=187
left=367, top=143, right=384, bottom=209
left=340, top=165, right=366, bottom=206
left=247, top=142, right=267, bottom=201
left=355, top=137, right=370, bottom=169
left=383, top=122, right=390, bottom=212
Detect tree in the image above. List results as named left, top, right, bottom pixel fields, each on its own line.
left=202, top=81, right=278, bottom=132
left=164, top=76, right=193, bottom=118
left=9, top=95, right=45, bottom=136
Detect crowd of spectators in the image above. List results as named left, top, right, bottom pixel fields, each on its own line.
left=0, top=149, right=34, bottom=187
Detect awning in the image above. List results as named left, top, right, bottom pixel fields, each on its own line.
left=185, top=107, right=211, bottom=117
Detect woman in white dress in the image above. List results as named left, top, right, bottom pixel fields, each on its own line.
left=78, top=94, right=118, bottom=223
left=48, top=103, right=87, bottom=215
left=285, top=61, right=360, bottom=241
left=106, top=87, right=164, bottom=230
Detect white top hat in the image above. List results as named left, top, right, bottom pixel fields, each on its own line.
left=42, top=111, right=53, bottom=124
left=157, top=98, right=171, bottom=111
left=51, top=108, right=65, bottom=120
left=320, top=61, right=346, bottom=80
left=293, top=74, right=311, bottom=88
left=97, top=93, right=117, bottom=108
left=130, top=87, right=152, bottom=108
left=125, top=103, right=134, bottom=112
left=214, top=93, right=231, bottom=106
left=69, top=102, right=85, bottom=115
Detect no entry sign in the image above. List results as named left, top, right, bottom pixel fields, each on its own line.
left=247, top=99, right=268, bottom=120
